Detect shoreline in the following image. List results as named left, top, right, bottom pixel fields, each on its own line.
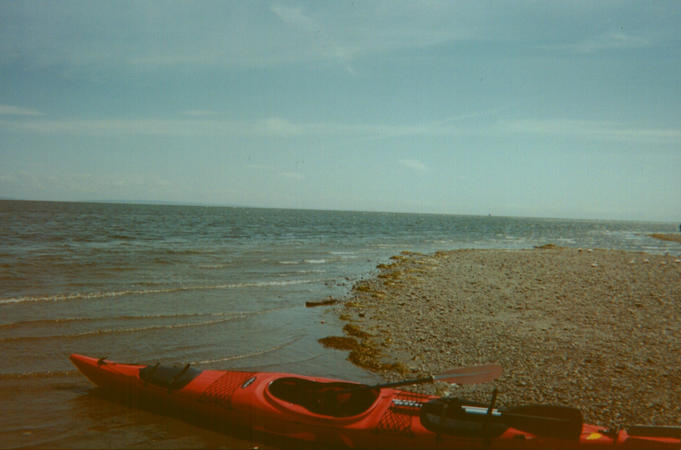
left=322, top=247, right=681, bottom=427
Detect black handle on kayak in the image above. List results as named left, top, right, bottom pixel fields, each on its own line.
left=170, top=363, right=191, bottom=385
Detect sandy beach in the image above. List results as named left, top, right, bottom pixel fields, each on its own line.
left=325, top=246, right=681, bottom=428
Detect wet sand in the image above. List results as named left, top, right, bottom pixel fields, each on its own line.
left=329, top=247, right=681, bottom=428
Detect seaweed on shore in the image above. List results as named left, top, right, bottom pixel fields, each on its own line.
left=343, top=323, right=371, bottom=339
left=534, top=243, right=564, bottom=249
left=318, top=329, right=407, bottom=374
left=318, top=336, right=358, bottom=351
left=305, top=297, right=339, bottom=307
left=649, top=233, right=681, bottom=243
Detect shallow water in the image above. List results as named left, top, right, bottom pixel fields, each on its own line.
left=1, top=200, right=678, bottom=448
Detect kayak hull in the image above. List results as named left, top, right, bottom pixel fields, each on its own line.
left=70, top=354, right=680, bottom=449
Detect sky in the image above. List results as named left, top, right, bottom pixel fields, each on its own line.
left=1, top=1, right=680, bottom=222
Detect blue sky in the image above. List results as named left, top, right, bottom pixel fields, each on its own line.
left=1, top=1, right=680, bottom=221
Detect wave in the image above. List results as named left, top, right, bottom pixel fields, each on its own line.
left=190, top=336, right=303, bottom=365
left=0, top=307, right=289, bottom=339
left=0, top=369, right=77, bottom=381
left=196, top=263, right=234, bottom=270
left=0, top=279, right=314, bottom=305
left=328, top=251, right=358, bottom=259
left=152, top=248, right=217, bottom=256
left=0, top=310, right=280, bottom=329
left=279, top=258, right=331, bottom=265
left=294, top=269, right=326, bottom=274
left=0, top=316, right=248, bottom=343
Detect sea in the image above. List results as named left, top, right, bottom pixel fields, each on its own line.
left=1, top=200, right=679, bottom=449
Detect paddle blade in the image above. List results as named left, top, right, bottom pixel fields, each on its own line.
left=432, top=364, right=503, bottom=385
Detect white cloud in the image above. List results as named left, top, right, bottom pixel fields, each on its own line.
left=501, top=119, right=681, bottom=144
left=0, top=115, right=455, bottom=139
left=243, top=164, right=304, bottom=183
left=182, top=110, right=219, bottom=117
left=258, top=117, right=303, bottom=137
left=0, top=105, right=44, bottom=116
left=270, top=5, right=318, bottom=31
left=581, top=31, right=651, bottom=52
left=550, top=31, right=652, bottom=54
left=399, top=159, right=428, bottom=172
left=279, top=171, right=304, bottom=181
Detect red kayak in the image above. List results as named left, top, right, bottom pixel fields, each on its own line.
left=70, top=354, right=680, bottom=449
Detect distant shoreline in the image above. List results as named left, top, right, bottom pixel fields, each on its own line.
left=324, top=247, right=681, bottom=427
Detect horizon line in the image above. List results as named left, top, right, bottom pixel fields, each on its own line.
left=1, top=197, right=677, bottom=224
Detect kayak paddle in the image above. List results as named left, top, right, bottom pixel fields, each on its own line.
left=345, top=363, right=502, bottom=392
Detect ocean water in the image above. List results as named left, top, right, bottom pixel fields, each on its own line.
left=1, top=200, right=678, bottom=448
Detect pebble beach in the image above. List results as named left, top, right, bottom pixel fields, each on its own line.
left=327, top=244, right=681, bottom=428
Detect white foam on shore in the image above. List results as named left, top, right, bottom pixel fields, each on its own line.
left=0, top=279, right=314, bottom=305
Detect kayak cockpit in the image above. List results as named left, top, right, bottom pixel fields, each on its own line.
left=139, top=363, right=202, bottom=390
left=268, top=377, right=379, bottom=418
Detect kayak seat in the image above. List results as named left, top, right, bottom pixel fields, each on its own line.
left=139, top=363, right=202, bottom=390
left=269, top=377, right=379, bottom=417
